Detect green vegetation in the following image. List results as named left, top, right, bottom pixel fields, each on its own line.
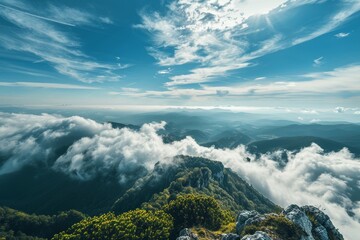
left=0, top=157, right=285, bottom=240
left=52, top=210, right=173, bottom=240
left=241, top=214, right=304, bottom=240
left=52, top=194, right=231, bottom=240
left=0, top=207, right=85, bottom=239
left=114, top=156, right=280, bottom=215
left=164, top=194, right=231, bottom=231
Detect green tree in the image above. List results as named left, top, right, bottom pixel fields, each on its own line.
left=0, top=207, right=85, bottom=239
left=52, top=209, right=173, bottom=240
left=163, top=194, right=228, bottom=231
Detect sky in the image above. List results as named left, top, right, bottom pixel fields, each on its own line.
left=0, top=0, right=360, bottom=117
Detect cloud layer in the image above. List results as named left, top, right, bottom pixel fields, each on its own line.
left=0, top=112, right=359, bottom=239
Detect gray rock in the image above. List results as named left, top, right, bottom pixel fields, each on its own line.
left=302, top=206, right=344, bottom=240
left=240, top=231, right=272, bottom=240
left=177, top=228, right=198, bottom=240
left=313, top=225, right=329, bottom=240
left=221, top=233, right=240, bottom=240
left=177, top=237, right=191, bottom=240
left=283, top=204, right=314, bottom=240
left=236, top=210, right=259, bottom=233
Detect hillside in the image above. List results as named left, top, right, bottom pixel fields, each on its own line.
left=258, top=124, right=360, bottom=148
left=203, top=131, right=252, bottom=149
left=0, top=166, right=133, bottom=215
left=112, top=156, right=279, bottom=215
left=0, top=207, right=85, bottom=239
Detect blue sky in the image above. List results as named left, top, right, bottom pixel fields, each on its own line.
left=0, top=0, right=360, bottom=117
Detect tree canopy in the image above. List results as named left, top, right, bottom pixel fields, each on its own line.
left=52, top=209, right=173, bottom=240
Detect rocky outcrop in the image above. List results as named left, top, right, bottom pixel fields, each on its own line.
left=176, top=228, right=198, bottom=240
left=236, top=210, right=260, bottom=233
left=282, top=205, right=344, bottom=240
left=233, top=204, right=344, bottom=240
left=240, top=231, right=272, bottom=240
left=301, top=205, right=344, bottom=240
left=282, top=204, right=314, bottom=240
left=221, top=233, right=241, bottom=240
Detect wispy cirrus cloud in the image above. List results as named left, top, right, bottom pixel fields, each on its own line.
left=335, top=32, right=350, bottom=38
left=0, top=82, right=100, bottom=90
left=118, top=64, right=360, bottom=98
left=158, top=68, right=172, bottom=75
left=0, top=0, right=121, bottom=83
left=139, top=0, right=360, bottom=87
left=313, top=56, right=324, bottom=67
left=0, top=0, right=113, bottom=27
left=292, top=1, right=360, bottom=45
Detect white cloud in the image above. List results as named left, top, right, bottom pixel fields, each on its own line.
left=292, top=2, right=360, bottom=45
left=117, top=63, right=132, bottom=69
left=313, top=56, right=324, bottom=67
left=158, top=68, right=172, bottom=75
left=0, top=113, right=359, bottom=239
left=140, top=0, right=360, bottom=86
left=0, top=81, right=99, bottom=90
left=0, top=2, right=75, bottom=27
left=166, top=63, right=250, bottom=86
left=300, top=109, right=318, bottom=114
left=121, top=87, right=140, bottom=92
left=99, top=17, right=113, bottom=24
left=0, top=1, right=113, bottom=27
left=0, top=0, right=120, bottom=83
left=108, top=88, right=141, bottom=95
left=0, top=113, right=109, bottom=174
left=334, top=107, right=347, bottom=113
left=127, top=64, right=360, bottom=98
left=138, top=0, right=289, bottom=86
left=335, top=32, right=350, bottom=38
left=310, top=118, right=321, bottom=123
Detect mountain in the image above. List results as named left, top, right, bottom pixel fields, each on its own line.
left=0, top=155, right=279, bottom=217
left=181, top=130, right=210, bottom=143
left=113, top=156, right=280, bottom=215
left=203, top=130, right=252, bottom=149
left=247, top=136, right=360, bottom=156
left=258, top=124, right=360, bottom=148
left=0, top=166, right=133, bottom=215
left=107, top=121, right=139, bottom=130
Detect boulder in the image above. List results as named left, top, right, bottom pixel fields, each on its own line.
left=221, top=233, right=241, bottom=240
left=240, top=231, right=272, bottom=240
left=236, top=210, right=259, bottom=233
left=283, top=204, right=314, bottom=239
left=177, top=228, right=198, bottom=240
left=177, top=237, right=191, bottom=240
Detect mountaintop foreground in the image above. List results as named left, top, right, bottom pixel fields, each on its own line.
left=0, top=156, right=345, bottom=240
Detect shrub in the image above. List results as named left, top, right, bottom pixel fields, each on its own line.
left=52, top=209, right=173, bottom=240
left=0, top=207, right=85, bottom=239
left=163, top=194, right=227, bottom=231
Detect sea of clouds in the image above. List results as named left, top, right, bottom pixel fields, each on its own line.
left=0, top=112, right=359, bottom=239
